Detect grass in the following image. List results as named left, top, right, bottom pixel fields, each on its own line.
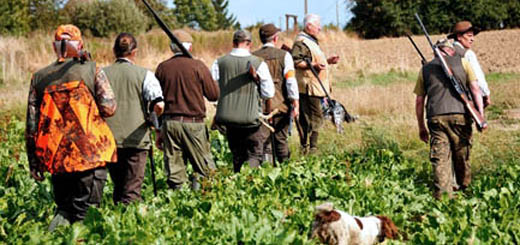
left=1, top=28, right=520, bottom=243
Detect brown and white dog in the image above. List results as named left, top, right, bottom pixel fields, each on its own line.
left=310, top=202, right=399, bottom=245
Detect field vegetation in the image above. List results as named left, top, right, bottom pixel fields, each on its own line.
left=1, top=29, right=519, bottom=243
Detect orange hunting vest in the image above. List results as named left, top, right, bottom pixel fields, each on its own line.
left=35, top=66, right=116, bottom=174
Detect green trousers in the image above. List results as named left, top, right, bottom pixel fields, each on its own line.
left=299, top=94, right=324, bottom=151
left=161, top=120, right=216, bottom=188
left=427, top=114, right=473, bottom=199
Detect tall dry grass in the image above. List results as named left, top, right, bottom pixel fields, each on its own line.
left=1, top=28, right=520, bottom=111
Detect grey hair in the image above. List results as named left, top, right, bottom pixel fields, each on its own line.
left=304, top=14, right=321, bottom=27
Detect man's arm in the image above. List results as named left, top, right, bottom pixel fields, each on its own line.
left=94, top=68, right=117, bottom=117
left=415, top=95, right=428, bottom=143
left=257, top=61, right=275, bottom=99
left=465, top=50, right=491, bottom=106
left=198, top=61, right=220, bottom=102
left=283, top=52, right=300, bottom=117
left=143, top=70, right=165, bottom=116
left=462, top=58, right=485, bottom=116
left=25, top=77, right=44, bottom=181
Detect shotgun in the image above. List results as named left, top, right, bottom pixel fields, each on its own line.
left=406, top=34, right=427, bottom=65
left=141, top=0, right=192, bottom=58
left=414, top=13, right=487, bottom=131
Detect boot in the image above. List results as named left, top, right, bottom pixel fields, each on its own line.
left=48, top=211, right=71, bottom=232
left=309, top=132, right=319, bottom=154
left=190, top=174, right=201, bottom=191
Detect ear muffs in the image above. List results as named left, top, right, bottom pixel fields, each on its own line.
left=54, top=40, right=82, bottom=62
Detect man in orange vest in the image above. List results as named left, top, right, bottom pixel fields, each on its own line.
left=25, top=25, right=117, bottom=231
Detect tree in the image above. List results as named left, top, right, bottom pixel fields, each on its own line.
left=0, top=0, right=31, bottom=35
left=133, top=0, right=177, bottom=30
left=212, top=0, right=239, bottom=30
left=173, top=0, right=238, bottom=31
left=346, top=0, right=520, bottom=39
left=29, top=0, right=67, bottom=31
left=69, top=0, right=148, bottom=37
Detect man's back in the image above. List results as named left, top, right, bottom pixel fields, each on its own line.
left=156, top=56, right=219, bottom=119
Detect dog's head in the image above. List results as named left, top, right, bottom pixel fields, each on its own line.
left=376, top=215, right=399, bottom=242
left=310, top=202, right=342, bottom=244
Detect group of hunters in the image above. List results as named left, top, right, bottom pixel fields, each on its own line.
left=24, top=12, right=489, bottom=230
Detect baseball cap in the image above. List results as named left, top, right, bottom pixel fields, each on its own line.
left=54, top=24, right=82, bottom=43
left=435, top=38, right=453, bottom=49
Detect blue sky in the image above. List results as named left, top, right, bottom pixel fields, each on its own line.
left=227, top=0, right=353, bottom=29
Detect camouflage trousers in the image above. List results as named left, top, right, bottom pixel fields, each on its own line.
left=427, top=114, right=473, bottom=199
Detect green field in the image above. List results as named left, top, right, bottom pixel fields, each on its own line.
left=1, top=72, right=519, bottom=244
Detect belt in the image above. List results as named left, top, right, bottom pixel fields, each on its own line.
left=163, top=115, right=204, bottom=123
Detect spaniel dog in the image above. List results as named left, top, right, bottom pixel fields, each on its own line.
left=310, top=202, right=399, bottom=245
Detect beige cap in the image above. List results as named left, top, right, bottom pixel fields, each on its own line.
left=435, top=38, right=453, bottom=49
left=172, top=30, right=193, bottom=43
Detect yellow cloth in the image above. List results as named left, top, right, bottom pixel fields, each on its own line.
left=414, top=58, right=477, bottom=96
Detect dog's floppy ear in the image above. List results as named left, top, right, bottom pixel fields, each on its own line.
left=315, top=202, right=341, bottom=223
left=376, top=216, right=399, bottom=240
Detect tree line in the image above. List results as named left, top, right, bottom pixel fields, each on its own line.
left=346, top=0, right=520, bottom=39
left=0, top=0, right=239, bottom=37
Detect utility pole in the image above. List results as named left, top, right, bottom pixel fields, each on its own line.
left=304, top=0, right=308, bottom=15
left=336, top=0, right=339, bottom=28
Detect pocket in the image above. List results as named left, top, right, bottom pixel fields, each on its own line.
left=88, top=167, right=107, bottom=204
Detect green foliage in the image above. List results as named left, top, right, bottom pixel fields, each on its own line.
left=1, top=115, right=520, bottom=243
left=0, top=0, right=31, bottom=36
left=347, top=0, right=520, bottom=39
left=133, top=0, right=177, bottom=31
left=173, top=0, right=238, bottom=31
left=68, top=0, right=148, bottom=37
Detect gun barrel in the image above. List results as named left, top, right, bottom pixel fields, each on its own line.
left=406, top=34, right=427, bottom=64
left=142, top=0, right=192, bottom=58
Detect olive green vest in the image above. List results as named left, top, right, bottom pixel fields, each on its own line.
left=422, top=56, right=468, bottom=118
left=33, top=59, right=96, bottom=98
left=103, top=60, right=150, bottom=149
left=215, top=54, right=263, bottom=127
left=253, top=46, right=290, bottom=113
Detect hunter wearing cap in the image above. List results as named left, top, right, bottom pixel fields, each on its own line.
left=448, top=21, right=491, bottom=109
left=25, top=24, right=117, bottom=230
left=211, top=30, right=275, bottom=172
left=103, top=33, right=164, bottom=204
left=155, top=30, right=219, bottom=190
left=414, top=39, right=485, bottom=199
left=252, top=24, right=299, bottom=163
left=291, top=14, right=340, bottom=154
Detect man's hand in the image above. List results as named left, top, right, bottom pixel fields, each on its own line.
left=155, top=131, right=164, bottom=151
left=327, top=55, right=340, bottom=65
left=311, top=62, right=326, bottom=71
left=419, top=127, right=429, bottom=143
left=30, top=168, right=45, bottom=182
left=154, top=101, right=165, bottom=116
left=483, top=96, right=491, bottom=108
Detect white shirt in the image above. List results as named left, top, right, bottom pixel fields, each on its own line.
left=211, top=48, right=275, bottom=99
left=454, top=41, right=490, bottom=96
left=262, top=43, right=299, bottom=100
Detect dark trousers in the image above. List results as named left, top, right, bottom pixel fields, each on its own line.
left=261, top=113, right=291, bottom=162
left=299, top=94, right=324, bottom=150
left=226, top=125, right=264, bottom=172
left=51, top=167, right=107, bottom=223
left=108, top=148, right=148, bottom=204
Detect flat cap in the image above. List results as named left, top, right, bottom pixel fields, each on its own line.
left=435, top=38, right=453, bottom=49
left=259, top=24, right=281, bottom=41
left=233, top=30, right=252, bottom=43
left=172, top=30, right=193, bottom=43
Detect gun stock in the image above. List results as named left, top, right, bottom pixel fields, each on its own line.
left=414, top=13, right=487, bottom=132
left=142, top=0, right=192, bottom=58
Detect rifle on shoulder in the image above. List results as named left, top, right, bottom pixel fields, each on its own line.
left=141, top=0, right=192, bottom=58
left=406, top=34, right=427, bottom=65
left=414, top=13, right=487, bottom=132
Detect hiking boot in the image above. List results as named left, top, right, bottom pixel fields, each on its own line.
left=190, top=175, right=201, bottom=191
left=48, top=211, right=71, bottom=232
